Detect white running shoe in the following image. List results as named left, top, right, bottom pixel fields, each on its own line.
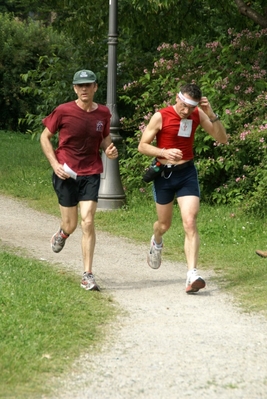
left=51, top=229, right=69, bottom=253
left=81, top=272, right=100, bottom=291
left=147, top=235, right=163, bottom=269
left=186, top=268, right=205, bottom=294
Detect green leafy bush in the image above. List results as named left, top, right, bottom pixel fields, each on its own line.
left=0, top=14, right=83, bottom=132
left=21, top=54, right=78, bottom=139
left=119, top=28, right=267, bottom=214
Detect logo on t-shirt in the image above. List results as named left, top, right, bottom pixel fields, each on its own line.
left=96, top=121, right=104, bottom=132
left=178, top=119, right=193, bottom=137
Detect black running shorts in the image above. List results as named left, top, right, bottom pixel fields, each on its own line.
left=52, top=173, right=101, bottom=207
left=152, top=163, right=200, bottom=205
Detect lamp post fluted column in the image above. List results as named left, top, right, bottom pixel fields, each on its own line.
left=97, top=0, right=125, bottom=209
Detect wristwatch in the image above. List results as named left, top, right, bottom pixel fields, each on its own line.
left=210, top=114, right=220, bottom=123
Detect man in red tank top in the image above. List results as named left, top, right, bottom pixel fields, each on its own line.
left=41, top=70, right=118, bottom=291
left=138, top=83, right=227, bottom=293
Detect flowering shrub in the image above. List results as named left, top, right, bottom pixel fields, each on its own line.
left=119, top=28, right=267, bottom=214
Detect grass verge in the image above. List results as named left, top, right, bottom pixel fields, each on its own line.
left=0, top=246, right=116, bottom=399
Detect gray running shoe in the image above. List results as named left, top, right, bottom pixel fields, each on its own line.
left=147, top=235, right=163, bottom=269
left=51, top=230, right=69, bottom=253
left=186, top=268, right=206, bottom=294
left=81, top=272, right=100, bottom=291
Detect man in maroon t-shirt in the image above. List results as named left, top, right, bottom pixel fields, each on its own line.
left=138, top=83, right=227, bottom=294
left=41, top=69, right=118, bottom=291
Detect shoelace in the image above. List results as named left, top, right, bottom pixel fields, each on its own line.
left=151, top=246, right=162, bottom=255
left=88, top=275, right=94, bottom=280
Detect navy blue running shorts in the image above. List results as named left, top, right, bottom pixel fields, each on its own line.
left=52, top=173, right=100, bottom=207
left=152, top=163, right=200, bottom=205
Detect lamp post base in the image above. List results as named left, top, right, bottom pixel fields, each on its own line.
left=97, top=152, right=125, bottom=210
left=97, top=197, right=125, bottom=210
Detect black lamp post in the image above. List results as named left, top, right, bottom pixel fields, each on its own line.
left=97, top=0, right=125, bottom=209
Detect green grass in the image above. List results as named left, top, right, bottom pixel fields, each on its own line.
left=0, top=246, right=116, bottom=399
left=1, top=130, right=267, bottom=396
left=0, top=130, right=59, bottom=215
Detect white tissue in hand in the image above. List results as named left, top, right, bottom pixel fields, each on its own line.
left=63, top=163, right=77, bottom=180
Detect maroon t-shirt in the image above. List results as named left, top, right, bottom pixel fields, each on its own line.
left=42, top=101, right=111, bottom=175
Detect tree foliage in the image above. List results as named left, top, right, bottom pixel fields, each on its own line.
left=1, top=0, right=266, bottom=131
left=0, top=14, right=83, bottom=132
left=1, top=0, right=267, bottom=212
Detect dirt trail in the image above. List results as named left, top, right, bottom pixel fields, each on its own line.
left=1, top=194, right=267, bottom=399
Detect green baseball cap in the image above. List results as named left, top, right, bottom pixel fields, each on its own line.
left=72, top=70, right=96, bottom=84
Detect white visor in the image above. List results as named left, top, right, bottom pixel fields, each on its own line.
left=178, top=92, right=199, bottom=106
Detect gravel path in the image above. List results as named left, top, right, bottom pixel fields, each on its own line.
left=1, top=194, right=267, bottom=399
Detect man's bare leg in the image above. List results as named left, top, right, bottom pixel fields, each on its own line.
left=79, top=200, right=97, bottom=273
left=177, top=195, right=200, bottom=269
left=178, top=195, right=205, bottom=293
left=147, top=201, right=173, bottom=269
left=79, top=200, right=99, bottom=290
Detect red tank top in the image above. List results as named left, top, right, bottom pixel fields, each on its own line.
left=157, top=106, right=200, bottom=160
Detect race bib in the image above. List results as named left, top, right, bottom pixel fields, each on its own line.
left=178, top=119, right=193, bottom=137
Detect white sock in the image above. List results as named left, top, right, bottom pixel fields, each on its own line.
left=154, top=240, right=163, bottom=249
